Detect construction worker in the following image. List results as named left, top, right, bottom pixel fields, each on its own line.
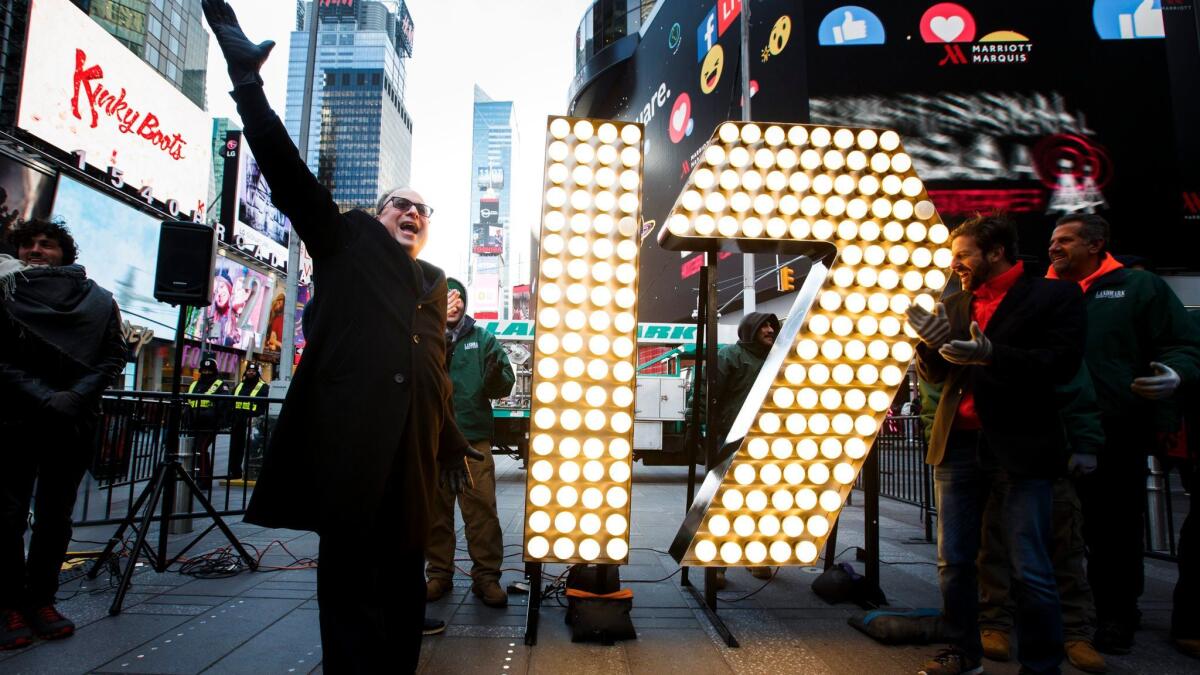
left=228, top=362, right=269, bottom=480
left=426, top=278, right=515, bottom=608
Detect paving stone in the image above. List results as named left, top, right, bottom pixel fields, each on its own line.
left=624, top=628, right=733, bottom=674
left=204, top=608, right=322, bottom=674
left=0, top=613, right=190, bottom=674
left=96, top=597, right=305, bottom=673
left=418, top=635, right=531, bottom=674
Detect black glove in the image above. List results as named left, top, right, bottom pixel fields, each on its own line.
left=464, top=445, right=486, bottom=462
left=44, top=391, right=84, bottom=418
left=440, top=458, right=473, bottom=494
left=201, top=0, right=276, bottom=87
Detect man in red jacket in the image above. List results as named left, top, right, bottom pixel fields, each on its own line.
left=906, top=214, right=1085, bottom=675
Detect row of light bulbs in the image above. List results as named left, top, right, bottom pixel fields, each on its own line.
left=525, top=117, right=645, bottom=563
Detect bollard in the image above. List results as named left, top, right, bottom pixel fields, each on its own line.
left=1146, top=455, right=1167, bottom=552
left=170, top=437, right=195, bottom=535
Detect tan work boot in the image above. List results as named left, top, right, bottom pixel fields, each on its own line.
left=1174, top=638, right=1200, bottom=659
left=426, top=577, right=453, bottom=602
left=472, top=580, right=508, bottom=608
left=980, top=629, right=1011, bottom=661
left=1065, top=640, right=1107, bottom=673
left=748, top=566, right=773, bottom=580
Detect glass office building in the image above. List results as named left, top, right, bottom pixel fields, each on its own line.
left=286, top=1, right=415, bottom=212
left=468, top=85, right=517, bottom=318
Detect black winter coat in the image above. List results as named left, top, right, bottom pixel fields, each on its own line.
left=233, top=84, right=468, bottom=540
left=917, top=273, right=1085, bottom=478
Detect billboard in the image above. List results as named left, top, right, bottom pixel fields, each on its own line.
left=0, top=154, right=56, bottom=234
left=396, top=1, right=415, bottom=57
left=477, top=166, right=504, bottom=190
left=219, top=131, right=292, bottom=270
left=478, top=196, right=500, bottom=224
left=17, top=0, right=212, bottom=218
left=570, top=0, right=1193, bottom=321
left=187, top=256, right=277, bottom=352
left=472, top=273, right=501, bottom=319
left=50, top=175, right=178, bottom=334
left=511, top=284, right=531, bottom=320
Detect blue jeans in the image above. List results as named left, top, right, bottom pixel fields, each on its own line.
left=935, top=434, right=1064, bottom=674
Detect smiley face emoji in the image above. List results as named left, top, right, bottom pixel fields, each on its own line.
left=768, top=15, right=791, bottom=56
left=699, top=44, right=724, bottom=94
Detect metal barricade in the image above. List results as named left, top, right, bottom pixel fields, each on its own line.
left=75, top=389, right=281, bottom=527
left=863, top=414, right=935, bottom=542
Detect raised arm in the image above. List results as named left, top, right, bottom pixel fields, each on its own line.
left=203, top=0, right=342, bottom=258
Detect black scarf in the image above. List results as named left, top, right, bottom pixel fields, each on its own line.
left=2, top=262, right=115, bottom=370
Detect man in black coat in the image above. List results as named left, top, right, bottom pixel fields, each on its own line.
left=0, top=220, right=126, bottom=649
left=203, top=3, right=473, bottom=672
left=905, top=214, right=1085, bottom=675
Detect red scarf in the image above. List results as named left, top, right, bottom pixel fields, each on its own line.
left=954, top=261, right=1024, bottom=430
left=1045, top=252, right=1124, bottom=292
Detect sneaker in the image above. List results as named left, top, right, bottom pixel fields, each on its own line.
left=1, top=609, right=33, bottom=651
left=918, top=648, right=983, bottom=675
left=471, top=580, right=508, bottom=608
left=1093, top=621, right=1133, bottom=655
left=980, top=628, right=1011, bottom=661
left=426, top=577, right=453, bottom=602
left=26, top=605, right=74, bottom=640
left=748, top=566, right=773, bottom=580
left=1172, top=638, right=1200, bottom=659
left=1065, top=640, right=1107, bottom=673
left=422, top=618, right=446, bottom=636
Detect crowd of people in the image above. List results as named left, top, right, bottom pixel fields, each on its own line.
left=906, top=213, right=1200, bottom=675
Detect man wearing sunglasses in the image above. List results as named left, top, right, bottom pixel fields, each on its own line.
left=203, top=2, right=474, bottom=672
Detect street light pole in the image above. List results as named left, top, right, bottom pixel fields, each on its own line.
left=740, top=2, right=755, bottom=314
left=278, top=1, right=321, bottom=386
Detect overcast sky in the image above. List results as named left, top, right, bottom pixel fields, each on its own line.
left=206, top=0, right=593, bottom=280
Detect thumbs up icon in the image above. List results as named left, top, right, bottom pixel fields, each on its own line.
left=1118, top=0, right=1165, bottom=39
left=832, top=10, right=868, bottom=44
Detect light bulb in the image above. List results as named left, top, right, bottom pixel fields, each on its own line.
left=528, top=536, right=549, bottom=558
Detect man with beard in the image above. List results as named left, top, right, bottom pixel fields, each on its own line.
left=1046, top=214, right=1200, bottom=654
left=203, top=2, right=475, bottom=671
left=425, top=278, right=514, bottom=609
left=691, top=312, right=780, bottom=588
left=0, top=219, right=126, bottom=650
left=906, top=214, right=1085, bottom=675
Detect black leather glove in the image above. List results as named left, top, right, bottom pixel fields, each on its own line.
left=201, top=0, right=276, bottom=87
left=464, top=445, right=486, bottom=462
left=44, top=391, right=84, bottom=418
left=440, top=458, right=473, bottom=494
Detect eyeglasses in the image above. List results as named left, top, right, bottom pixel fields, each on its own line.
left=386, top=196, right=434, bottom=218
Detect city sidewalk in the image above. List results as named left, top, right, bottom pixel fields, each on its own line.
left=1, top=457, right=1192, bottom=674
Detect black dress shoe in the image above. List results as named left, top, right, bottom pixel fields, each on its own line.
left=422, top=618, right=446, bottom=636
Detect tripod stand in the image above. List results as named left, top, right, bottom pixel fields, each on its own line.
left=88, top=304, right=258, bottom=615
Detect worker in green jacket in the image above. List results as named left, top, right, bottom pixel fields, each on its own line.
left=426, top=278, right=515, bottom=608
left=1047, top=214, right=1200, bottom=654
left=689, top=312, right=780, bottom=588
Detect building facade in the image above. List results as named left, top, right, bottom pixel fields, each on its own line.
left=285, top=1, right=415, bottom=212
left=468, top=85, right=517, bottom=319
left=73, top=0, right=209, bottom=109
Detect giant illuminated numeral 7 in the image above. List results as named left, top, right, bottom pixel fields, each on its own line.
left=663, top=122, right=950, bottom=566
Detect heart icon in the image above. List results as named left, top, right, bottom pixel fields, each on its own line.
left=930, top=15, right=964, bottom=42
left=672, top=102, right=689, bottom=130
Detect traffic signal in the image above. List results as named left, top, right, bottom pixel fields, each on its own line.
left=778, top=265, right=795, bottom=292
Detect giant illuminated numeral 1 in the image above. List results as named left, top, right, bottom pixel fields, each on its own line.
left=523, top=117, right=645, bottom=564
left=663, top=122, right=950, bottom=566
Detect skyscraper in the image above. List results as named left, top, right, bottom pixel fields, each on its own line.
left=72, top=0, right=210, bottom=109
left=285, top=1, right=416, bottom=212
left=468, top=85, right=517, bottom=319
